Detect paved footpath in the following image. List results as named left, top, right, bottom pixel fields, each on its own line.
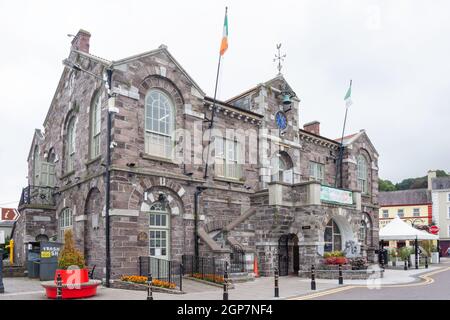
left=1, top=260, right=448, bottom=300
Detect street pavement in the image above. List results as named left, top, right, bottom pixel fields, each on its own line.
left=1, top=260, right=449, bottom=300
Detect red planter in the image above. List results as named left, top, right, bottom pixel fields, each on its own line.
left=54, top=269, right=89, bottom=284
left=44, top=283, right=100, bottom=299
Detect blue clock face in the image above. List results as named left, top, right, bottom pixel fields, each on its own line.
left=276, top=111, right=288, bottom=130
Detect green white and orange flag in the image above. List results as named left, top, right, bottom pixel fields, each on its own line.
left=220, top=9, right=229, bottom=56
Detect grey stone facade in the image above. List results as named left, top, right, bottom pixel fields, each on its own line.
left=15, top=29, right=379, bottom=279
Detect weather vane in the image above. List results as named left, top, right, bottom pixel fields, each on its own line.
left=273, top=43, right=286, bottom=75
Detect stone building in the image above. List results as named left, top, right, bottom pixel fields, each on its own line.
left=15, top=29, right=379, bottom=279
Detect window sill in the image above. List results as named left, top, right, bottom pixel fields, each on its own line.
left=85, top=156, right=102, bottom=167
left=60, top=170, right=75, bottom=180
left=214, top=176, right=245, bottom=185
left=140, top=152, right=177, bottom=165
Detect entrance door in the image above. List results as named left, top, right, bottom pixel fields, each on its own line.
left=278, top=234, right=300, bottom=276
left=293, top=243, right=300, bottom=273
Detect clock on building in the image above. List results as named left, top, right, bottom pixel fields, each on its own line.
left=275, top=111, right=288, bottom=130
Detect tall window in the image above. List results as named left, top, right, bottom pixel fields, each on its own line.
left=145, top=89, right=174, bottom=159
left=33, top=146, right=40, bottom=185
left=270, top=152, right=293, bottom=183
left=149, top=202, right=170, bottom=260
left=382, top=210, right=389, bottom=218
left=90, top=92, right=102, bottom=159
left=215, top=137, right=241, bottom=180
left=324, top=220, right=342, bottom=252
left=357, top=154, right=369, bottom=194
left=397, top=209, right=404, bottom=218
left=59, top=208, right=73, bottom=242
left=309, top=161, right=324, bottom=183
left=66, top=117, right=76, bottom=172
left=359, top=221, right=367, bottom=244
left=447, top=193, right=450, bottom=202
left=413, top=208, right=420, bottom=217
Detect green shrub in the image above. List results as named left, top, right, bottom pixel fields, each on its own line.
left=57, top=229, right=85, bottom=270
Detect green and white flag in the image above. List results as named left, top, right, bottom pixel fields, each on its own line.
left=344, top=80, right=353, bottom=108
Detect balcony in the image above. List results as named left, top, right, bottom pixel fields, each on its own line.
left=19, top=186, right=56, bottom=208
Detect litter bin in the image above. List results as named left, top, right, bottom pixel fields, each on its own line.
left=27, top=246, right=41, bottom=279
left=39, top=242, right=62, bottom=281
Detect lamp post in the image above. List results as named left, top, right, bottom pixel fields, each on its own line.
left=62, top=59, right=117, bottom=287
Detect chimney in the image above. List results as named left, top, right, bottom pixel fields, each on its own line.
left=71, top=29, right=91, bottom=53
left=303, top=121, right=320, bottom=136
left=427, top=170, right=437, bottom=190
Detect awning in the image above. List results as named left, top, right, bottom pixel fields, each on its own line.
left=379, top=216, right=439, bottom=241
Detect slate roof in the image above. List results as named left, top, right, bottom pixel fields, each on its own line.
left=431, top=177, right=450, bottom=190
left=379, top=189, right=431, bottom=206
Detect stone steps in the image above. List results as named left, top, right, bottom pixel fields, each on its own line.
left=228, top=272, right=255, bottom=283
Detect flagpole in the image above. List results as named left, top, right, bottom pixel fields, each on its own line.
left=335, top=80, right=352, bottom=188
left=204, top=6, right=228, bottom=179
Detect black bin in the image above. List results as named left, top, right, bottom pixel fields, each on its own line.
left=39, top=242, right=62, bottom=281
left=27, top=247, right=41, bottom=279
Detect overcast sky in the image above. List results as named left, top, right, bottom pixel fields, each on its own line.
left=0, top=0, right=449, bottom=207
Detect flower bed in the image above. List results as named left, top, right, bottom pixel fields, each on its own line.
left=192, top=273, right=224, bottom=284
left=120, top=275, right=176, bottom=289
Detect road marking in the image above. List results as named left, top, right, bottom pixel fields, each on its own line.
left=289, top=266, right=450, bottom=300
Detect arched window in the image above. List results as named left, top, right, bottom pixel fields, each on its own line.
left=90, top=92, right=102, bottom=159
left=324, top=220, right=342, bottom=252
left=33, top=146, right=40, bottom=186
left=270, top=152, right=293, bottom=183
left=357, top=154, right=369, bottom=194
left=145, top=89, right=174, bottom=159
left=59, top=208, right=73, bottom=242
left=149, top=201, right=170, bottom=260
left=65, top=117, right=76, bottom=172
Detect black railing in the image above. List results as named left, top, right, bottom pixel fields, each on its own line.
left=138, top=256, right=183, bottom=291
left=19, top=186, right=56, bottom=207
left=182, top=255, right=227, bottom=284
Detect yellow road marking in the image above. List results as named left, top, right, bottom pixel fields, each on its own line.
left=289, top=266, right=450, bottom=300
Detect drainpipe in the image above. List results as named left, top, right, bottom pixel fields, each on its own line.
left=194, top=186, right=207, bottom=259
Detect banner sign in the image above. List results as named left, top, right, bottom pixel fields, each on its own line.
left=320, top=186, right=353, bottom=205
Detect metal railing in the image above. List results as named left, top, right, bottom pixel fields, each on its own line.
left=182, top=255, right=227, bottom=284
left=19, top=186, right=56, bottom=207
left=230, top=249, right=246, bottom=273
left=138, top=256, right=183, bottom=291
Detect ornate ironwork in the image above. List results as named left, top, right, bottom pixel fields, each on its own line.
left=19, top=186, right=56, bottom=207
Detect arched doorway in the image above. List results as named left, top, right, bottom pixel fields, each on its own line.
left=84, top=188, right=103, bottom=271
left=278, top=234, right=299, bottom=276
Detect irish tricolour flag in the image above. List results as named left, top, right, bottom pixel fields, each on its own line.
left=220, top=9, right=229, bottom=56
left=344, top=80, right=353, bottom=108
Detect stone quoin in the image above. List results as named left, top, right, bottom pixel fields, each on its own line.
left=14, top=29, right=379, bottom=279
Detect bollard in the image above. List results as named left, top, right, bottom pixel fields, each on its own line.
left=425, top=256, right=428, bottom=269
left=223, top=262, right=229, bottom=300
left=56, top=273, right=63, bottom=300
left=0, top=249, right=4, bottom=294
left=338, top=264, right=343, bottom=285
left=404, top=259, right=408, bottom=271
left=311, top=265, right=316, bottom=291
left=274, top=268, right=279, bottom=298
left=147, top=273, right=153, bottom=300
left=380, top=255, right=385, bottom=270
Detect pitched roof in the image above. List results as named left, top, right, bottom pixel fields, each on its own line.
left=431, top=177, right=450, bottom=190
left=379, top=189, right=431, bottom=206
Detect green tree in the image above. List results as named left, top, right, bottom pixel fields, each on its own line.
left=379, top=179, right=396, bottom=191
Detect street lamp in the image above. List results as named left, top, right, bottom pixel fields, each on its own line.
left=62, top=58, right=117, bottom=287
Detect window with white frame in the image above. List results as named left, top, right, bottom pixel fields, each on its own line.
left=270, top=152, right=293, bottom=183
left=309, top=161, right=324, bottom=183
left=149, top=202, right=170, bottom=260
left=397, top=209, right=405, bottom=218
left=357, top=154, right=369, bottom=194
left=324, top=220, right=342, bottom=252
left=66, top=117, right=76, bottom=172
left=448, top=206, right=450, bottom=219
left=413, top=208, right=420, bottom=217
left=144, top=89, right=174, bottom=159
left=90, top=92, right=102, bottom=159
left=382, top=210, right=389, bottom=218
left=214, top=137, right=241, bottom=180
left=447, top=193, right=450, bottom=202
left=59, top=208, right=73, bottom=242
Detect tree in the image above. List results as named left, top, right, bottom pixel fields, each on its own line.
left=379, top=179, right=396, bottom=191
